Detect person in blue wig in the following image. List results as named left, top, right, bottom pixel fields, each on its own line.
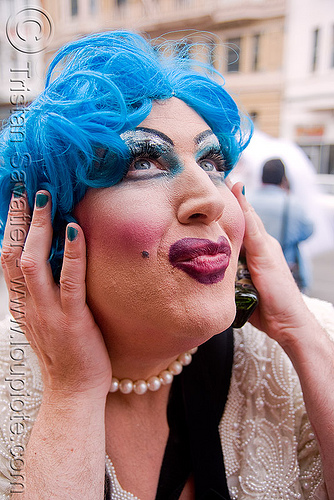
left=0, top=31, right=333, bottom=499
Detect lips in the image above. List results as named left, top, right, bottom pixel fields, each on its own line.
left=169, top=236, right=231, bottom=285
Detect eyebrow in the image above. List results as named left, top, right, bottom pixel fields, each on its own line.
left=134, top=127, right=174, bottom=146
left=131, top=127, right=216, bottom=148
left=194, top=130, right=216, bottom=145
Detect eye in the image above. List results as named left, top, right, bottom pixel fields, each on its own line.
left=133, top=158, right=154, bottom=170
left=199, top=159, right=215, bottom=171
left=196, top=150, right=227, bottom=176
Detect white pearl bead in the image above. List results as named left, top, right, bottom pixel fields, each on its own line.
left=169, top=360, right=183, bottom=375
left=159, top=370, right=174, bottom=385
left=178, top=352, right=192, bottom=366
left=147, top=376, right=161, bottom=392
left=119, top=379, right=133, bottom=394
left=108, top=350, right=196, bottom=394
left=133, top=380, right=148, bottom=395
left=256, top=398, right=264, bottom=410
left=110, top=378, right=119, bottom=393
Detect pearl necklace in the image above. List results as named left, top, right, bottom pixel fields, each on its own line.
left=109, top=347, right=198, bottom=395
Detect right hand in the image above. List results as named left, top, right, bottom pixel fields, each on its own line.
left=1, top=190, right=112, bottom=401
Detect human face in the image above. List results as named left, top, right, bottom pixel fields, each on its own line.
left=75, top=98, right=245, bottom=356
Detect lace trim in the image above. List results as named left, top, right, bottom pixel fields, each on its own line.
left=105, top=455, right=139, bottom=500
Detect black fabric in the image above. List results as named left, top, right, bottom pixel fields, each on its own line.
left=104, top=467, right=111, bottom=499
left=155, top=374, right=192, bottom=499
left=156, top=328, right=234, bottom=500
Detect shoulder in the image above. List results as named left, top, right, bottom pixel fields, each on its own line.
left=0, top=316, right=42, bottom=498
left=220, top=297, right=332, bottom=500
left=302, top=295, right=334, bottom=337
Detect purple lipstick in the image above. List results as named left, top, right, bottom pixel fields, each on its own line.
left=169, top=236, right=231, bottom=284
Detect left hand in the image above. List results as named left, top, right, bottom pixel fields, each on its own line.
left=230, top=182, right=314, bottom=347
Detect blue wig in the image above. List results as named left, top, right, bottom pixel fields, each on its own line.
left=0, top=30, right=252, bottom=280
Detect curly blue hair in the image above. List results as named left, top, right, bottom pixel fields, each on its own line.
left=0, top=30, right=252, bottom=280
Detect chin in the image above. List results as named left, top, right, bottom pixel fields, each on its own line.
left=170, top=293, right=237, bottom=349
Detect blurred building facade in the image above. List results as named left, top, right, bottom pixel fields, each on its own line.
left=282, top=0, right=334, bottom=174
left=41, top=0, right=286, bottom=138
left=0, top=0, right=46, bottom=121
left=0, top=0, right=333, bottom=173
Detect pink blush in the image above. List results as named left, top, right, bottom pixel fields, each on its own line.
left=99, top=215, right=165, bottom=256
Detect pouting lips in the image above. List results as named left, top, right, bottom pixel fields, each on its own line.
left=169, top=236, right=231, bottom=285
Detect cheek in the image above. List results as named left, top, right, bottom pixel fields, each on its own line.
left=112, top=218, right=164, bottom=252
left=222, top=201, right=245, bottom=251
left=98, top=205, right=168, bottom=257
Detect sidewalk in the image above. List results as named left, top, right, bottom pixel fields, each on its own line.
left=308, top=249, right=334, bottom=305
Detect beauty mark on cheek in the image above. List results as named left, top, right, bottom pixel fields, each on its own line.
left=141, top=251, right=150, bottom=258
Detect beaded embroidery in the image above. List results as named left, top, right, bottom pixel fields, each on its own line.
left=220, top=324, right=326, bottom=499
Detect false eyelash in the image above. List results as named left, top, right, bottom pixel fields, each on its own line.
left=198, top=150, right=227, bottom=172
left=128, top=141, right=164, bottom=161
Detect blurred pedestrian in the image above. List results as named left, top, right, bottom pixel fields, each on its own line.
left=249, top=158, right=314, bottom=290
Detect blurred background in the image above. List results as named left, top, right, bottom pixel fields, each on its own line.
left=0, top=0, right=334, bottom=320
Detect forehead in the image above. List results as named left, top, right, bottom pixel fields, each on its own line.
left=137, top=98, right=212, bottom=149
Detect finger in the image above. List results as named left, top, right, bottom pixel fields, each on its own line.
left=1, top=189, right=31, bottom=286
left=59, top=223, right=87, bottom=315
left=231, top=182, right=270, bottom=255
left=1, top=190, right=32, bottom=322
left=20, top=191, right=57, bottom=307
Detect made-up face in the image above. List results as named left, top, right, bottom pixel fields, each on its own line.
left=75, top=98, right=245, bottom=357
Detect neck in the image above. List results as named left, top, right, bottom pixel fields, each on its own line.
left=109, top=348, right=196, bottom=395
left=101, top=327, right=198, bottom=383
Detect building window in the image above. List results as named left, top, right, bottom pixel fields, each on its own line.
left=252, top=34, right=260, bottom=71
left=249, top=111, right=258, bottom=125
left=90, top=0, right=98, bottom=14
left=207, top=40, right=215, bottom=67
left=226, top=38, right=241, bottom=73
left=311, top=28, right=319, bottom=71
left=329, top=145, right=334, bottom=173
left=174, top=41, right=191, bottom=61
left=71, top=0, right=78, bottom=16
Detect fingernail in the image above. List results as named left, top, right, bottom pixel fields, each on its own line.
left=13, top=183, right=25, bottom=198
left=67, top=226, right=78, bottom=242
left=36, top=193, right=49, bottom=208
left=242, top=185, right=246, bottom=196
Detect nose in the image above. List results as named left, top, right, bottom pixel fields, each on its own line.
left=176, top=162, right=225, bottom=225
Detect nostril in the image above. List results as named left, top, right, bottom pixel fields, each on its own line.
left=189, top=213, right=203, bottom=219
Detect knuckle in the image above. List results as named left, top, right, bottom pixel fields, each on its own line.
left=59, top=275, right=80, bottom=294
left=20, top=253, right=39, bottom=276
left=63, top=246, right=80, bottom=261
left=0, top=244, right=17, bottom=267
left=31, top=215, right=47, bottom=230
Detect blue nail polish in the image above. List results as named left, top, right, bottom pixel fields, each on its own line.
left=36, top=193, right=49, bottom=208
left=67, top=226, right=78, bottom=241
left=242, top=185, right=245, bottom=196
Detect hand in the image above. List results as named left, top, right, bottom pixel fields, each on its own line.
left=1, top=190, right=112, bottom=400
left=231, top=182, right=314, bottom=347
